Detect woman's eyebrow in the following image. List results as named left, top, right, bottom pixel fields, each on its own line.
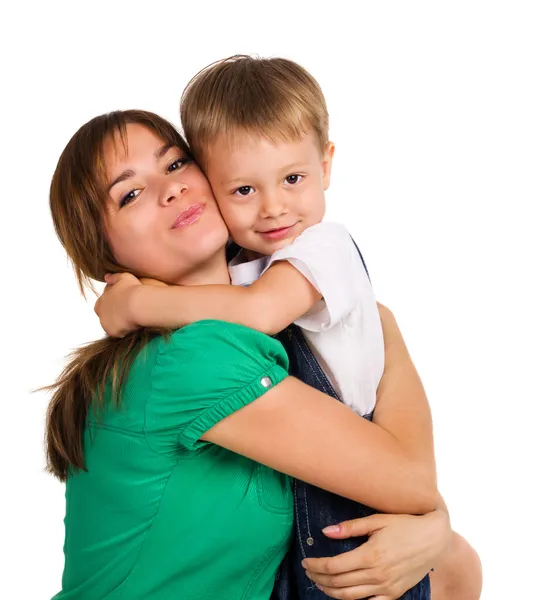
left=107, top=144, right=176, bottom=192
left=108, top=169, right=135, bottom=193
left=155, top=143, right=174, bottom=159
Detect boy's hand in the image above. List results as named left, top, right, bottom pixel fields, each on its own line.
left=138, top=277, right=168, bottom=288
left=95, top=272, right=142, bottom=338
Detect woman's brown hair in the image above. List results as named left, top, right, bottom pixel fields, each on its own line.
left=46, top=110, right=188, bottom=481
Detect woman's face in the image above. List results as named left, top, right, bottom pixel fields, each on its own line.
left=104, top=123, right=229, bottom=284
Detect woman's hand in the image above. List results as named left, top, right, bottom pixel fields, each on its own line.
left=302, top=509, right=451, bottom=600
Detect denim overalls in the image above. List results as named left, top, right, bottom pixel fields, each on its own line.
left=226, top=241, right=431, bottom=600
left=270, top=241, right=431, bottom=600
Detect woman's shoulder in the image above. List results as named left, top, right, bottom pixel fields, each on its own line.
left=150, top=320, right=288, bottom=373
left=157, top=319, right=283, bottom=352
left=124, top=321, right=287, bottom=390
left=141, top=321, right=290, bottom=450
left=146, top=319, right=289, bottom=394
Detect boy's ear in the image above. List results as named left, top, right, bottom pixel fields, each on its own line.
left=322, top=142, right=335, bottom=190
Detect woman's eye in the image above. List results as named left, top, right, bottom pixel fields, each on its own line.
left=167, top=157, right=191, bottom=173
left=234, top=186, right=255, bottom=197
left=285, top=174, right=303, bottom=185
left=120, top=189, right=141, bottom=208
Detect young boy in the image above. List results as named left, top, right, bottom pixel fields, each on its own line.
left=97, top=55, right=481, bottom=600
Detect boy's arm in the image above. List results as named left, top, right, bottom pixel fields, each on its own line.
left=103, top=262, right=322, bottom=337
left=97, top=223, right=355, bottom=338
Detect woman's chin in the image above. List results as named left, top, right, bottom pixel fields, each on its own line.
left=194, top=219, right=230, bottom=253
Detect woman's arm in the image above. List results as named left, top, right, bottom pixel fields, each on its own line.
left=300, top=306, right=450, bottom=599
left=201, top=303, right=438, bottom=517
left=202, top=376, right=438, bottom=515
left=202, top=303, right=438, bottom=515
left=372, top=303, right=436, bottom=474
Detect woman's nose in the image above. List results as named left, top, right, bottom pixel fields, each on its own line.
left=159, top=179, right=188, bottom=206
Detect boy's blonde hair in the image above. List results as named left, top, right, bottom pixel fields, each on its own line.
left=180, top=55, right=329, bottom=166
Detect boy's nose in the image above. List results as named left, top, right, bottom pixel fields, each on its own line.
left=259, top=192, right=287, bottom=218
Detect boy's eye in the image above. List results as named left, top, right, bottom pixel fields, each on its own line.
left=167, top=157, right=191, bottom=173
left=234, top=186, right=255, bottom=196
left=285, top=174, right=303, bottom=185
left=120, top=189, right=141, bottom=208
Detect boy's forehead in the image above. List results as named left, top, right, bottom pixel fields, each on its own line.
left=208, top=131, right=275, bottom=154
left=206, top=128, right=318, bottom=161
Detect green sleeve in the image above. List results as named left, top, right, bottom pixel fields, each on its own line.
left=146, top=320, right=289, bottom=451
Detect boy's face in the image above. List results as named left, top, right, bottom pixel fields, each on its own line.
left=203, top=129, right=334, bottom=256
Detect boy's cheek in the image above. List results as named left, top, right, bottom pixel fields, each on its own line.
left=227, top=222, right=253, bottom=247
left=213, top=196, right=236, bottom=225
left=218, top=203, right=252, bottom=233
left=224, top=218, right=257, bottom=250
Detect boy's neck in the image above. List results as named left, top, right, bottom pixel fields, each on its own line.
left=242, top=249, right=265, bottom=262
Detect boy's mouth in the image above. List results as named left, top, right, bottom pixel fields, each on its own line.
left=258, top=224, right=296, bottom=241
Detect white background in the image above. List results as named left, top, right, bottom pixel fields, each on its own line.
left=1, top=1, right=539, bottom=598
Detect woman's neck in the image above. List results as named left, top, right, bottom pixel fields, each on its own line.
left=176, top=250, right=231, bottom=287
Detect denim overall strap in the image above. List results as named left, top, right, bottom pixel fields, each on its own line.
left=349, top=236, right=371, bottom=282
left=272, top=237, right=430, bottom=600
left=272, top=326, right=430, bottom=600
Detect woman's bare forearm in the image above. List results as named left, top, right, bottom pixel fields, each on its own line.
left=204, top=376, right=438, bottom=515
left=373, top=303, right=437, bottom=476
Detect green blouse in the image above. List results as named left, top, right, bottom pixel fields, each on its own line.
left=54, top=320, right=293, bottom=600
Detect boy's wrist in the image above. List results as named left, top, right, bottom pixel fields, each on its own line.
left=128, top=284, right=154, bottom=328
left=130, top=284, right=179, bottom=329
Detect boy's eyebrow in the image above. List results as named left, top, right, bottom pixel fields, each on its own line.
left=220, top=162, right=309, bottom=187
left=279, top=161, right=308, bottom=172
left=108, top=144, right=174, bottom=192
left=220, top=176, right=248, bottom=186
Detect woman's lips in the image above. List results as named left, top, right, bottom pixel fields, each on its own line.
left=259, top=224, right=296, bottom=241
left=171, top=203, right=205, bottom=229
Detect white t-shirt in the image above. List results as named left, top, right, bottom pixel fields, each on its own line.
left=228, top=221, right=384, bottom=416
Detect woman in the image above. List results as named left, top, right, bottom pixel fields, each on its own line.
left=47, top=109, right=452, bottom=599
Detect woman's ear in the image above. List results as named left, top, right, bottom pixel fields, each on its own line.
left=322, top=142, right=335, bottom=190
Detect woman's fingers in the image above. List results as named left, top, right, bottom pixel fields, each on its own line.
left=303, top=546, right=372, bottom=575
left=306, top=567, right=380, bottom=588
left=322, top=514, right=387, bottom=538
left=303, top=512, right=446, bottom=599
left=302, top=516, right=389, bottom=575
left=312, top=581, right=389, bottom=600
